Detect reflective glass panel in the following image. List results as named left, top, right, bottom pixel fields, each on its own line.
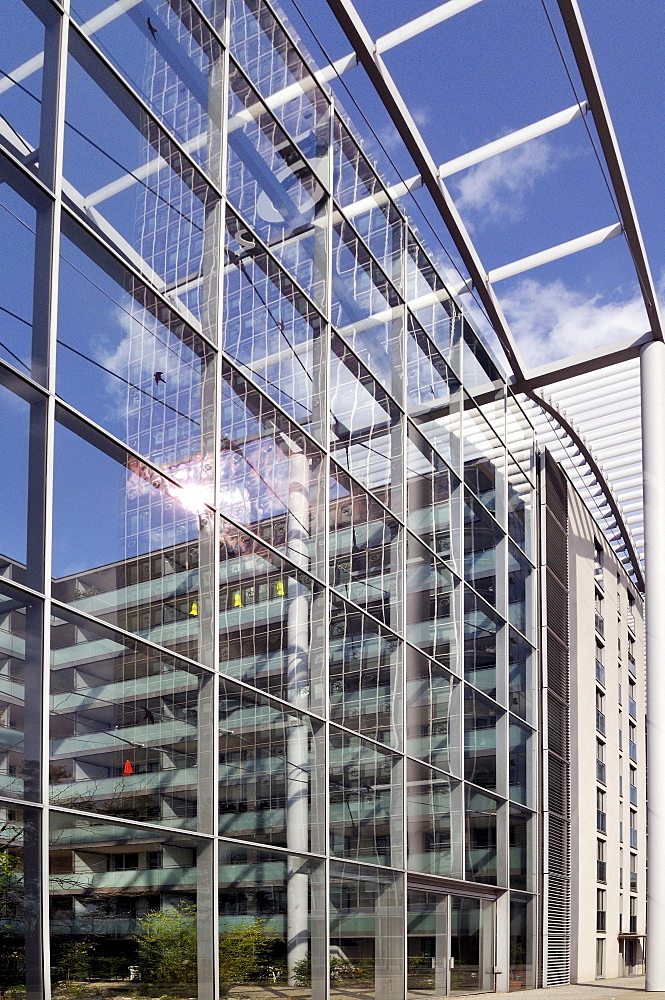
left=0, top=0, right=45, bottom=157
left=509, top=894, right=535, bottom=989
left=406, top=534, right=455, bottom=667
left=330, top=862, right=403, bottom=996
left=330, top=463, right=400, bottom=628
left=0, top=804, right=42, bottom=998
left=407, top=428, right=459, bottom=570
left=229, top=0, right=331, bottom=174
left=464, top=589, right=502, bottom=700
left=219, top=362, right=326, bottom=574
left=0, top=382, right=30, bottom=571
left=508, top=543, right=531, bottom=637
left=463, top=400, right=504, bottom=517
left=509, top=807, right=533, bottom=892
left=465, top=787, right=499, bottom=885
left=352, top=203, right=404, bottom=292
left=330, top=334, right=403, bottom=510
left=219, top=843, right=325, bottom=991
left=223, top=215, right=326, bottom=434
left=464, top=491, right=502, bottom=607
left=69, top=0, right=224, bottom=182
left=64, top=44, right=219, bottom=319
left=508, top=719, right=534, bottom=807
left=218, top=521, right=323, bottom=707
left=58, top=226, right=215, bottom=471
left=407, top=319, right=460, bottom=427
left=329, top=598, right=402, bottom=748
left=329, top=727, right=401, bottom=867
left=405, top=235, right=460, bottom=373
left=406, top=646, right=460, bottom=775
left=50, top=813, right=209, bottom=992
left=461, top=320, right=502, bottom=395
left=218, top=680, right=323, bottom=850
left=464, top=687, right=500, bottom=793
left=52, top=418, right=210, bottom=662
left=332, top=221, right=402, bottom=397
left=226, top=65, right=327, bottom=305
left=50, top=610, right=211, bottom=829
left=506, top=396, right=535, bottom=483
left=333, top=118, right=382, bottom=209
left=507, top=457, right=533, bottom=558
left=0, top=181, right=36, bottom=377
left=0, top=582, right=41, bottom=803
left=508, top=630, right=535, bottom=722
left=406, top=759, right=462, bottom=877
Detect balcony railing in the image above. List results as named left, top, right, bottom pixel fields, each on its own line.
left=629, top=740, right=638, bottom=762
left=630, top=828, right=638, bottom=849
left=596, top=709, right=606, bottom=735
left=595, top=659, right=605, bottom=685
left=630, top=784, right=638, bottom=806
left=596, top=760, right=606, bottom=784
left=597, top=860, right=607, bottom=882
left=629, top=697, right=637, bottom=719
left=597, top=810, right=607, bottom=833
left=595, top=612, right=605, bottom=637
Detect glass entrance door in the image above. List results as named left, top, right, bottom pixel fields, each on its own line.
left=407, top=890, right=494, bottom=997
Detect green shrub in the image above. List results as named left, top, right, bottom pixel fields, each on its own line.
left=136, top=905, right=197, bottom=985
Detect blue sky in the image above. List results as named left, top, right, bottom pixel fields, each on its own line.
left=294, top=0, right=665, bottom=369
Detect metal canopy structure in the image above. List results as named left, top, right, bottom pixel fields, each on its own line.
left=315, top=0, right=661, bottom=594
left=310, top=0, right=663, bottom=989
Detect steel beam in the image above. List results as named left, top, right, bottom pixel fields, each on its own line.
left=489, top=222, right=622, bottom=285
left=374, top=0, right=484, bottom=53
left=511, top=331, right=652, bottom=393
left=326, top=0, right=525, bottom=379
left=438, top=102, right=588, bottom=178
left=556, top=0, right=664, bottom=342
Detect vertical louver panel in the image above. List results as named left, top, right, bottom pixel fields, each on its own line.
left=541, top=453, right=571, bottom=987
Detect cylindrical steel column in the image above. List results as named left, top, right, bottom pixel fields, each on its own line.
left=641, top=340, right=665, bottom=990
left=286, top=448, right=311, bottom=986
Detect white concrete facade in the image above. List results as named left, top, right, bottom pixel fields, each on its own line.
left=567, top=484, right=646, bottom=982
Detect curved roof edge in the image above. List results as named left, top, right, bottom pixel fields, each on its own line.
left=523, top=389, right=644, bottom=591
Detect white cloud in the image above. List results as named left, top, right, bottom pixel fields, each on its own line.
left=501, top=277, right=650, bottom=367
left=452, top=138, right=555, bottom=223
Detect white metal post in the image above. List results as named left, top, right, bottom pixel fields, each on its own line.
left=640, top=340, right=665, bottom=990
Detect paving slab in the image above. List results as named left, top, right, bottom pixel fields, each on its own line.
left=493, top=977, right=658, bottom=1000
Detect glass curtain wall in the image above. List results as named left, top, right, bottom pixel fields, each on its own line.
left=0, top=0, right=537, bottom=997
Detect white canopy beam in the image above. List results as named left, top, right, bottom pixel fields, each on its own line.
left=438, top=102, right=589, bottom=178
left=489, top=222, right=622, bottom=285
left=374, top=0, right=484, bottom=54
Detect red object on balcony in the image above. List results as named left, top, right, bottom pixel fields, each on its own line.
left=123, top=760, right=134, bottom=776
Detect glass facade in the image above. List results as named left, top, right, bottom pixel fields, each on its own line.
left=0, top=0, right=537, bottom=997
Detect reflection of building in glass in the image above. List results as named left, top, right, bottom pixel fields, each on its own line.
left=0, top=0, right=647, bottom=997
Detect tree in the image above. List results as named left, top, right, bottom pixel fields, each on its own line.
left=136, top=904, right=197, bottom=985
left=218, top=918, right=276, bottom=984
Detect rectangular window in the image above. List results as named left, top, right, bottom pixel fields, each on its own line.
left=596, top=938, right=605, bottom=978
left=596, top=889, right=606, bottom=931
left=597, top=839, right=606, bottom=883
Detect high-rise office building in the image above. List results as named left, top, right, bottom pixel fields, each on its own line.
left=0, top=1, right=647, bottom=998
